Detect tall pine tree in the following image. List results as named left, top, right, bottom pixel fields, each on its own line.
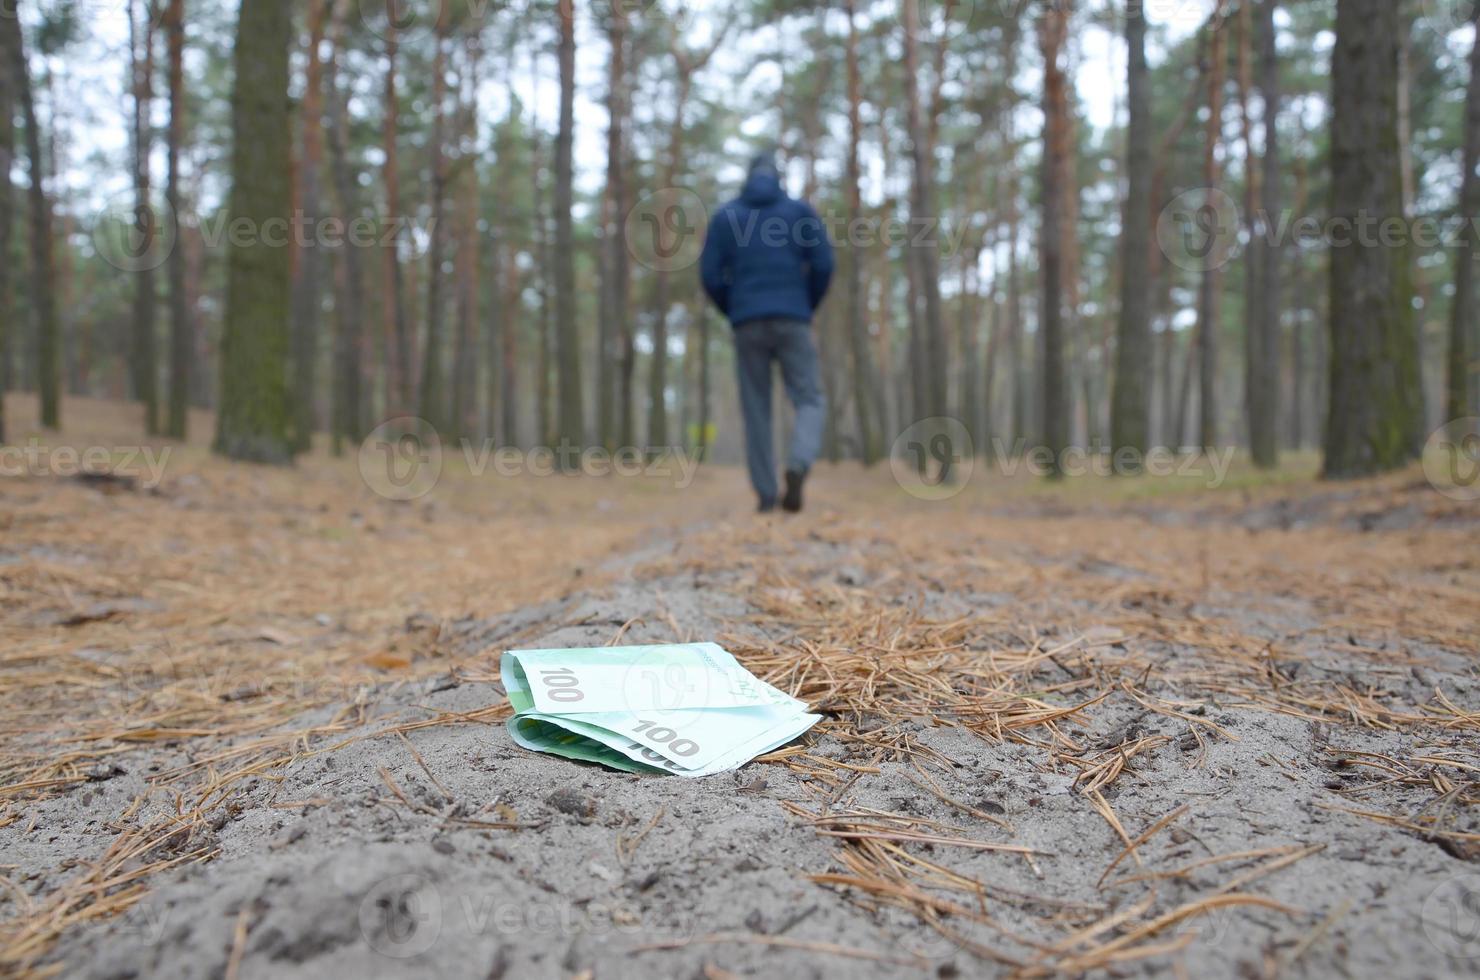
left=164, top=0, right=191, bottom=440
left=214, top=0, right=294, bottom=462
left=1110, top=0, right=1152, bottom=463
left=1447, top=1, right=1480, bottom=424
left=0, top=0, right=13, bottom=445
left=7, top=2, right=60, bottom=430
left=1323, top=0, right=1423, bottom=476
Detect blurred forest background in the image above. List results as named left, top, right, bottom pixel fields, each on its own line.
left=0, top=0, right=1475, bottom=477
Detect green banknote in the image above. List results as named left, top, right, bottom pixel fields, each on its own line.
left=501, top=643, right=820, bottom=777
left=505, top=642, right=805, bottom=714
left=506, top=717, right=668, bottom=774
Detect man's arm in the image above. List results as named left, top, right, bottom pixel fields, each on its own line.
left=800, top=202, right=834, bottom=310
left=699, top=208, right=733, bottom=315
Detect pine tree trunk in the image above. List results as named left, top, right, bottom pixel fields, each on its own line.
left=845, top=0, right=879, bottom=464
left=599, top=9, right=628, bottom=452
left=485, top=227, right=503, bottom=441
left=618, top=282, right=637, bottom=449
left=1323, top=0, right=1423, bottom=477
left=1447, top=3, right=1480, bottom=424
left=554, top=0, right=582, bottom=453
left=1197, top=11, right=1227, bottom=453
left=928, top=3, right=953, bottom=429
left=1059, top=68, right=1085, bottom=451
left=1252, top=0, right=1282, bottom=464
left=1006, top=175, right=1025, bottom=448
left=532, top=127, right=552, bottom=446
left=1292, top=302, right=1306, bottom=447
left=451, top=222, right=474, bottom=444
left=1038, top=2, right=1072, bottom=474
left=325, top=3, right=362, bottom=456
left=9, top=5, right=58, bottom=429
left=502, top=242, right=520, bottom=448
left=1313, top=245, right=1330, bottom=440
left=382, top=19, right=412, bottom=415
left=419, top=18, right=450, bottom=433
left=678, top=290, right=694, bottom=450
left=185, top=208, right=208, bottom=407
left=647, top=270, right=671, bottom=451
left=0, top=7, right=12, bottom=444
left=982, top=238, right=1002, bottom=448
left=871, top=145, right=897, bottom=444
left=128, top=0, right=158, bottom=434
left=1110, top=0, right=1152, bottom=461
left=1290, top=153, right=1311, bottom=447
left=649, top=64, right=697, bottom=453
left=901, top=11, right=924, bottom=431
left=289, top=0, right=330, bottom=450
left=215, top=0, right=294, bottom=462
left=451, top=36, right=482, bottom=446
left=59, top=204, right=82, bottom=396
left=164, top=0, right=190, bottom=440
left=901, top=0, right=948, bottom=432
left=1237, top=0, right=1265, bottom=463
left=957, top=248, right=980, bottom=452
left=995, top=28, right=1028, bottom=451
left=1157, top=318, right=1175, bottom=446
left=697, top=306, right=711, bottom=459
left=1396, top=13, right=1435, bottom=428
left=904, top=237, right=925, bottom=427
left=1149, top=32, right=1212, bottom=447
left=801, top=15, right=840, bottom=462
left=616, top=29, right=639, bottom=452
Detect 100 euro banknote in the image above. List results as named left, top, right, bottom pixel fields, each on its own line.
left=501, top=643, right=820, bottom=776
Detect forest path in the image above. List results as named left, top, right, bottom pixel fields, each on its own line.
left=2, top=397, right=1479, bottom=977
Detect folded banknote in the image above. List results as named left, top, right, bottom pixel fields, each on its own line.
left=501, top=642, right=820, bottom=776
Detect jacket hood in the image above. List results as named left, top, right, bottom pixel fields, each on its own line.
left=740, top=171, right=784, bottom=206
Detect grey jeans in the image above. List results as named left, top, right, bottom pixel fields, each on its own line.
left=733, top=318, right=826, bottom=505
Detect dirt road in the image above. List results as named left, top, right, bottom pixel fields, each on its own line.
left=2, top=402, right=1478, bottom=977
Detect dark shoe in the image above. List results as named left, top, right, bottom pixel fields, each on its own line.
left=758, top=498, right=776, bottom=514
left=782, top=470, right=806, bottom=513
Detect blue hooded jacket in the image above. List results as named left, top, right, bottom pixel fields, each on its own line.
left=699, top=171, right=835, bottom=328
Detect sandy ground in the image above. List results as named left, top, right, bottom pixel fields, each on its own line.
left=3, top=396, right=1480, bottom=978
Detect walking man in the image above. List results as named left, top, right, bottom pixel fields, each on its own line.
left=699, top=151, right=834, bottom=513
